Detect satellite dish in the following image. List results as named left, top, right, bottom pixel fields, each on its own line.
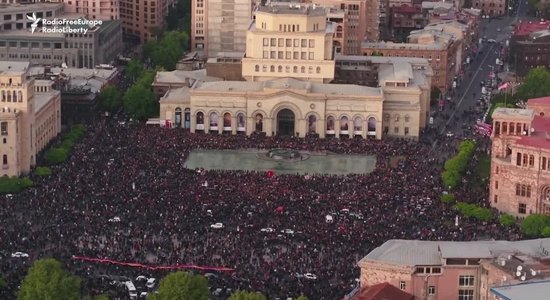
left=516, top=271, right=521, bottom=277
left=521, top=275, right=526, bottom=281
left=531, top=269, right=537, bottom=276
left=517, top=265, right=523, bottom=271
left=501, top=260, right=506, bottom=266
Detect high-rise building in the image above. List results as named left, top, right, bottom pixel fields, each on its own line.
left=191, top=0, right=255, bottom=58
left=62, top=0, right=120, bottom=21
left=241, top=4, right=336, bottom=83
left=118, top=0, right=175, bottom=43
left=0, top=61, right=61, bottom=176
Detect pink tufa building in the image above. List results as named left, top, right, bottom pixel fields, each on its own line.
left=62, top=0, right=120, bottom=21
left=353, top=239, right=550, bottom=300
left=490, top=96, right=550, bottom=216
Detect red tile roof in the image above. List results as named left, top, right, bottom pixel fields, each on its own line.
left=516, top=115, right=550, bottom=149
left=514, top=20, right=550, bottom=37
left=528, top=96, right=550, bottom=105
left=352, top=283, right=414, bottom=300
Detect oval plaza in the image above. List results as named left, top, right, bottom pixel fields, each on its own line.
left=157, top=4, right=434, bottom=139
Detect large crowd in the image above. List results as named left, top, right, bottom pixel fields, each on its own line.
left=0, top=116, right=521, bottom=300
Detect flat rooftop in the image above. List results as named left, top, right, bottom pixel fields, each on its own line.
left=362, top=41, right=446, bottom=51
left=514, top=20, right=550, bottom=37
left=491, top=280, right=550, bottom=300
left=0, top=2, right=63, bottom=13
left=257, top=5, right=327, bottom=17
left=0, top=61, right=29, bottom=73
left=492, top=107, right=535, bottom=120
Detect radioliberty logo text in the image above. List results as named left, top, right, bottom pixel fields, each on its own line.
left=26, top=13, right=103, bottom=35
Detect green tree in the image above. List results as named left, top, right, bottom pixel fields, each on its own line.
left=0, top=176, right=33, bottom=194
left=45, top=147, right=69, bottom=165
left=136, top=70, right=156, bottom=87
left=145, top=31, right=189, bottom=70
left=123, top=84, right=157, bottom=120
left=296, top=295, right=309, bottom=300
left=441, top=193, right=456, bottom=204
left=18, top=258, right=81, bottom=300
left=500, top=214, right=516, bottom=227
left=34, top=166, right=52, bottom=177
left=516, top=67, right=550, bottom=100
left=99, top=86, right=123, bottom=112
left=84, top=295, right=109, bottom=300
left=521, top=214, right=550, bottom=237
left=442, top=170, right=460, bottom=188
left=229, top=290, right=267, bottom=300
left=148, top=272, right=209, bottom=300
left=127, top=59, right=144, bottom=83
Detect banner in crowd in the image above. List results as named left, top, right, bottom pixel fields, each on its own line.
left=72, top=256, right=235, bottom=272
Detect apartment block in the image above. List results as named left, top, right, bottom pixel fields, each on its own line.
left=510, top=20, right=550, bottom=77
left=0, top=2, right=65, bottom=31
left=0, top=61, right=61, bottom=176
left=119, top=0, right=175, bottom=43
left=471, top=0, right=506, bottom=16
left=62, top=0, right=120, bottom=20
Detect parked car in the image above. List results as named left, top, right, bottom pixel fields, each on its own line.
left=11, top=252, right=29, bottom=258
left=210, top=223, right=224, bottom=229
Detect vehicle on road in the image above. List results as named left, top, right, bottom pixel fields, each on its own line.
left=210, top=223, right=224, bottom=229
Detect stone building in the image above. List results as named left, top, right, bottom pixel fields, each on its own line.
left=471, top=0, right=506, bottom=16
left=353, top=239, right=550, bottom=300
left=390, top=4, right=425, bottom=39
left=0, top=61, right=61, bottom=176
left=118, top=0, right=175, bottom=43
left=62, top=0, right=120, bottom=20
left=489, top=97, right=550, bottom=216
left=510, top=20, right=550, bottom=77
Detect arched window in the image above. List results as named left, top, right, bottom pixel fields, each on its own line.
left=262, top=65, right=267, bottom=72
left=174, top=107, right=182, bottom=128
left=292, top=25, right=295, bottom=32
left=210, top=112, right=219, bottom=129
left=301, top=66, right=305, bottom=73
left=308, top=67, right=313, bottom=74
left=17, top=91, right=22, bottom=102
left=223, top=112, right=231, bottom=129
left=285, top=66, right=290, bottom=73
left=316, top=67, right=321, bottom=73
left=237, top=113, right=246, bottom=132
left=255, top=113, right=263, bottom=132
left=255, top=65, right=259, bottom=72
left=6, top=91, right=11, bottom=102
left=270, top=65, right=275, bottom=72
left=278, top=66, right=283, bottom=72
left=340, top=116, right=349, bottom=132
left=354, top=117, right=362, bottom=131
left=308, top=115, right=317, bottom=134
left=293, top=66, right=298, bottom=73
left=394, top=114, right=400, bottom=122
left=326, top=116, right=335, bottom=132
left=368, top=117, right=376, bottom=133
left=196, top=112, right=204, bottom=130
left=2, top=154, right=7, bottom=165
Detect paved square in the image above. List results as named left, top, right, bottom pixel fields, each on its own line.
left=184, top=149, right=377, bottom=175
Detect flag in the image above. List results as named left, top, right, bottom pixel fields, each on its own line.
left=498, top=82, right=510, bottom=91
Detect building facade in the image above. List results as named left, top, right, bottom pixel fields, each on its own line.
left=241, top=5, right=336, bottom=83
left=489, top=97, right=550, bottom=216
left=62, top=0, right=120, bottom=20
left=510, top=20, right=550, bottom=77
left=471, top=0, right=506, bottom=16
left=0, top=2, right=65, bottom=31
left=355, top=239, right=550, bottom=300
left=190, top=0, right=255, bottom=58
left=0, top=19, right=123, bottom=68
left=390, top=4, right=425, bottom=39
left=0, top=61, right=61, bottom=176
left=119, top=0, right=175, bottom=43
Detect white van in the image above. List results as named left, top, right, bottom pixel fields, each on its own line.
left=124, top=281, right=138, bottom=299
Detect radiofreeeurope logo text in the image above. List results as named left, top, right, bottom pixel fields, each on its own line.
left=27, top=14, right=103, bottom=34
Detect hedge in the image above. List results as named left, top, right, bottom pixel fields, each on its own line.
left=453, top=202, right=493, bottom=221
left=34, top=166, right=52, bottom=177
left=521, top=214, right=550, bottom=237
left=0, top=176, right=33, bottom=194
left=45, top=147, right=68, bottom=165
left=441, top=193, right=456, bottom=204
left=44, top=124, right=86, bottom=165
left=442, top=140, right=476, bottom=189
left=499, top=214, right=516, bottom=227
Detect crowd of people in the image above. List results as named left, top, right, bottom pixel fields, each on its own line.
left=0, top=118, right=521, bottom=300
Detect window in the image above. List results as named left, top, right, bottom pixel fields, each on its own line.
left=278, top=66, right=282, bottom=72
left=285, top=66, right=290, bottom=73
left=399, top=281, right=405, bottom=290
left=263, top=38, right=268, bottom=46
left=262, top=65, right=267, bottom=72
left=286, top=51, right=291, bottom=59
left=543, top=157, right=547, bottom=170
left=0, top=122, right=7, bottom=135
left=270, top=38, right=276, bottom=46
left=522, top=154, right=528, bottom=166
left=494, top=194, right=498, bottom=203
left=495, top=181, right=498, bottom=189
left=415, top=267, right=425, bottom=274
left=301, top=66, right=305, bottom=73
left=394, top=127, right=399, bottom=134
left=428, top=286, right=436, bottom=295
left=2, top=155, right=6, bottom=165
left=404, top=127, right=409, bottom=135
left=278, top=51, right=283, bottom=59
left=301, top=52, right=307, bottom=60
left=519, top=203, right=526, bottom=214
left=294, top=39, right=299, bottom=47
left=263, top=51, right=268, bottom=59
left=301, top=39, right=307, bottom=47
left=431, top=267, right=441, bottom=274
left=286, top=39, right=292, bottom=47
left=278, top=38, right=284, bottom=47
left=293, top=66, right=298, bottom=73
left=270, top=51, right=276, bottom=59
left=394, top=114, right=400, bottom=122
left=517, top=152, right=522, bottom=166
left=255, top=65, right=259, bottom=72
left=459, top=275, right=474, bottom=286
left=458, top=289, right=474, bottom=300
left=529, top=155, right=535, bottom=167
left=293, top=52, right=299, bottom=59
left=316, top=67, right=321, bottom=73
left=309, top=52, right=314, bottom=60
left=404, top=115, right=410, bottom=122
left=270, top=65, right=275, bottom=72
left=516, top=184, right=531, bottom=197
left=309, top=39, right=315, bottom=48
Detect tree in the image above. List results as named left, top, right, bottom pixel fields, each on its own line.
left=430, top=86, right=441, bottom=105
left=144, top=31, right=189, bottom=70
left=542, top=226, right=550, bottom=238
left=45, top=147, right=69, bottom=165
left=123, top=84, right=157, bottom=120
left=148, top=272, right=209, bottom=300
left=99, top=86, right=123, bottom=112
left=127, top=59, right=144, bottom=83
left=515, top=67, right=550, bottom=100
left=296, top=295, right=309, bottom=300
left=521, top=214, right=550, bottom=237
left=440, top=193, right=456, bottom=204
left=229, top=290, right=267, bottom=300
left=499, top=214, right=516, bottom=227
left=18, top=258, right=81, bottom=300
left=84, top=295, right=109, bottom=300
left=34, top=166, right=52, bottom=177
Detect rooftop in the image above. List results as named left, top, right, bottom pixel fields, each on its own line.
left=353, top=282, right=414, bottom=300
left=421, top=1, right=453, bottom=10
left=392, top=4, right=421, bottom=14
left=0, top=61, right=29, bottom=74
left=336, top=55, right=432, bottom=66
left=193, top=77, right=383, bottom=97
left=492, top=108, right=535, bottom=119
left=154, top=69, right=221, bottom=86
left=34, top=88, right=59, bottom=113
left=360, top=239, right=550, bottom=267
left=515, top=115, right=550, bottom=149
left=0, top=2, right=63, bottom=13
left=159, top=87, right=190, bottom=104
left=0, top=29, right=65, bottom=38
left=491, top=280, right=550, bottom=300
left=378, top=63, right=414, bottom=83
left=514, top=20, right=550, bottom=37
left=362, top=41, right=446, bottom=51
left=257, top=4, right=327, bottom=17
left=528, top=96, right=550, bottom=105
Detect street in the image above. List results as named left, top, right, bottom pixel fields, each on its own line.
left=433, top=0, right=534, bottom=138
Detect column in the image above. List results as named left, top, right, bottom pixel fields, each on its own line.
left=232, top=115, right=237, bottom=135
left=297, top=118, right=306, bottom=137
left=335, top=118, right=340, bottom=138
left=362, top=119, right=367, bottom=139
left=265, top=117, right=273, bottom=137
left=190, top=113, right=196, bottom=133
left=319, top=118, right=326, bottom=138
left=246, top=116, right=254, bottom=136
left=376, top=120, right=382, bottom=140
left=204, top=114, right=210, bottom=134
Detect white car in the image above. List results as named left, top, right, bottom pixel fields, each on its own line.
left=210, top=223, right=224, bottom=229
left=282, top=229, right=295, bottom=235
left=261, top=227, right=275, bottom=233
left=496, top=28, right=501, bottom=32
left=294, top=273, right=305, bottom=278
left=340, top=208, right=350, bottom=214
left=304, top=273, right=317, bottom=280
left=108, top=217, right=121, bottom=222
left=146, top=278, right=156, bottom=289
left=446, top=131, right=455, bottom=137
left=11, top=252, right=29, bottom=258
left=136, top=275, right=147, bottom=282
left=488, top=39, right=497, bottom=43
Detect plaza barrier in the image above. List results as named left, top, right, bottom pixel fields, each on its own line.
left=72, top=255, right=235, bottom=272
